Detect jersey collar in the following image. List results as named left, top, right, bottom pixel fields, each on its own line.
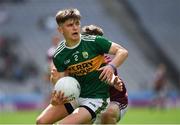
left=64, top=34, right=81, bottom=49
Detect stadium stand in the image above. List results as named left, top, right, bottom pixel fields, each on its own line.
left=0, top=0, right=179, bottom=109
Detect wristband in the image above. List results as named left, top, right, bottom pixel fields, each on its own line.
left=108, top=63, right=116, bottom=72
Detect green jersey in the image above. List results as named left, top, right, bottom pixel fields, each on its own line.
left=53, top=35, right=112, bottom=98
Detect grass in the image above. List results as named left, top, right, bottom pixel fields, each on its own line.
left=0, top=107, right=180, bottom=124
left=0, top=110, right=41, bottom=124
left=120, top=107, right=180, bottom=124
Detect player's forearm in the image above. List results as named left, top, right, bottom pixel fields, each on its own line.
left=110, top=48, right=128, bottom=68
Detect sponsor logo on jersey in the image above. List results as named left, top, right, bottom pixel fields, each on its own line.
left=82, top=51, right=88, bottom=59
left=64, top=59, right=70, bottom=65
left=67, top=55, right=105, bottom=76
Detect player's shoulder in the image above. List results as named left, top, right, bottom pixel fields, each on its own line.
left=53, top=40, right=65, bottom=58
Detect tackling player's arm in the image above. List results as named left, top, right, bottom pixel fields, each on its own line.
left=50, top=63, right=69, bottom=105
left=50, top=63, right=68, bottom=85
left=50, top=68, right=65, bottom=85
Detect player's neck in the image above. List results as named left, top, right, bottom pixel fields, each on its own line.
left=65, top=39, right=80, bottom=47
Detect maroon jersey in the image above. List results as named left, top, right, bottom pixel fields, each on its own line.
left=104, top=54, right=128, bottom=110
left=154, top=70, right=167, bottom=92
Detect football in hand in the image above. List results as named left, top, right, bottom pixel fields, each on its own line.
left=54, top=76, right=81, bottom=102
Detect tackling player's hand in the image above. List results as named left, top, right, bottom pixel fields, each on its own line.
left=50, top=90, right=68, bottom=106
left=50, top=68, right=60, bottom=84
left=51, top=68, right=60, bottom=79
left=113, top=76, right=123, bottom=91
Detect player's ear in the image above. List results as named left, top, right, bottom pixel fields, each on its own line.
left=57, top=26, right=63, bottom=34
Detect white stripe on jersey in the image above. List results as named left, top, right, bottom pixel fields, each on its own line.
left=54, top=41, right=65, bottom=58
left=54, top=41, right=65, bottom=53
left=55, top=41, right=64, bottom=51
left=81, top=35, right=96, bottom=41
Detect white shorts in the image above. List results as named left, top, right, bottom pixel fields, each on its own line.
left=119, top=105, right=128, bottom=121
left=78, top=97, right=110, bottom=120
left=64, top=97, right=110, bottom=120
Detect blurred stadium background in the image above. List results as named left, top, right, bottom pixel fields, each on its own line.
left=0, top=0, right=180, bottom=124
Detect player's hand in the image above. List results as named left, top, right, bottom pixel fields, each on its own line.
left=51, top=68, right=60, bottom=79
left=50, top=90, right=68, bottom=106
left=50, top=68, right=61, bottom=84
left=98, top=65, right=114, bottom=83
left=113, top=76, right=123, bottom=91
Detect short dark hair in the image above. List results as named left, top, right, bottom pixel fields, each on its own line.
left=55, top=8, right=81, bottom=26
left=81, top=25, right=104, bottom=36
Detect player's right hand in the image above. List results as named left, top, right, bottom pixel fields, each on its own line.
left=50, top=90, right=68, bottom=106
left=50, top=68, right=61, bottom=84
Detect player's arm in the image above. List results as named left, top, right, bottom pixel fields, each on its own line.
left=99, top=42, right=128, bottom=83
left=108, top=42, right=128, bottom=68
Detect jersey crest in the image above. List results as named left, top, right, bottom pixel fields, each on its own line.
left=82, top=51, right=89, bottom=59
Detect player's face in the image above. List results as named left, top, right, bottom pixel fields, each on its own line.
left=59, top=19, right=81, bottom=43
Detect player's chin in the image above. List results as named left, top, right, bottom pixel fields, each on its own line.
left=72, top=36, right=80, bottom=41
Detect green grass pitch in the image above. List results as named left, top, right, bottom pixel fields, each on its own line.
left=120, top=107, right=180, bottom=124
left=0, top=107, right=180, bottom=124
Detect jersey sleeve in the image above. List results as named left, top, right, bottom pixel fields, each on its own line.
left=95, top=36, right=112, bottom=54
left=53, top=56, right=65, bottom=72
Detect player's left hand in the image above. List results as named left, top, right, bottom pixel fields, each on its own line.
left=98, top=64, right=114, bottom=83
left=113, top=76, right=123, bottom=91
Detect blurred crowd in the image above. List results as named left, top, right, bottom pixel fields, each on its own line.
left=0, top=35, right=38, bottom=82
